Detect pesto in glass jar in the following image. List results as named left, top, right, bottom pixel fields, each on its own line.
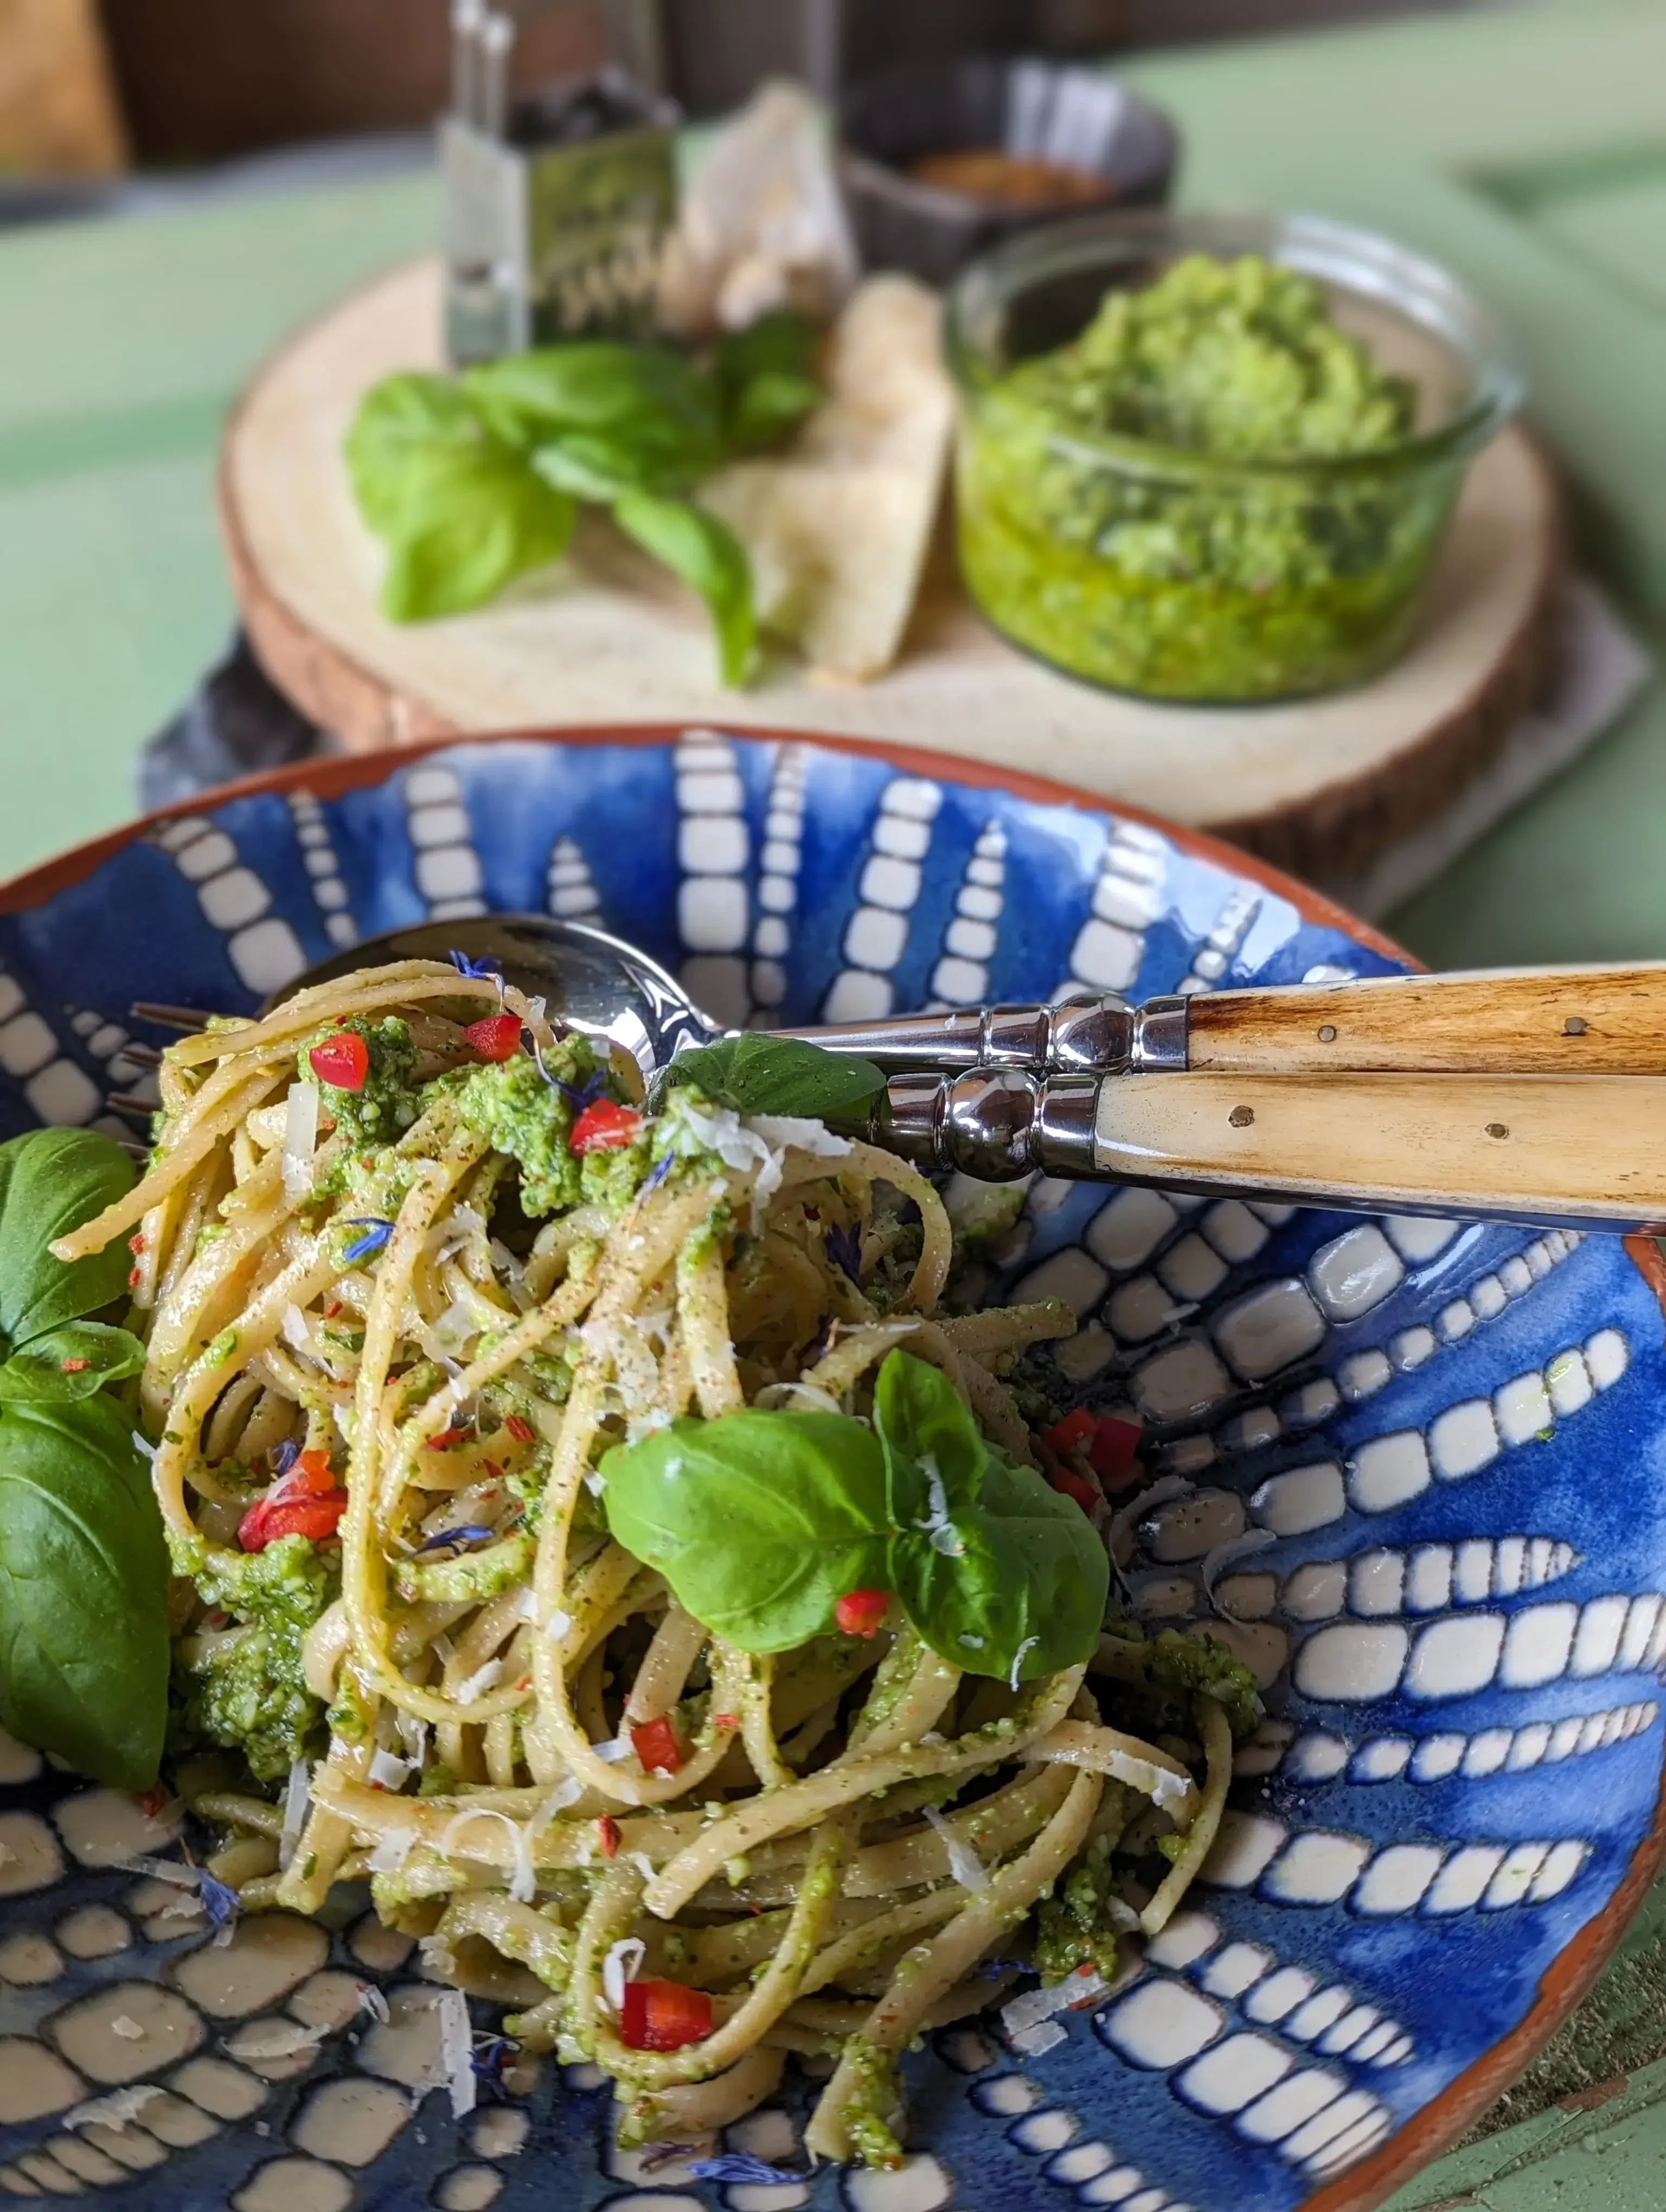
left=953, top=250, right=1466, bottom=701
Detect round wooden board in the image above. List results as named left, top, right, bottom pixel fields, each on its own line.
left=221, top=256, right=1560, bottom=886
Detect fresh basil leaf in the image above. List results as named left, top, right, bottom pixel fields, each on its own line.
left=382, top=480, right=576, bottom=622
left=600, top=1411, right=890, bottom=1654
left=874, top=1349, right=985, bottom=1525
left=656, top=1034, right=887, bottom=1121
left=892, top=1452, right=1108, bottom=1685
left=346, top=375, right=577, bottom=622
left=0, top=1322, right=146, bottom=1404
left=611, top=493, right=758, bottom=687
left=532, top=429, right=689, bottom=504
left=0, top=1128, right=135, bottom=1352
left=464, top=345, right=721, bottom=460
left=0, top=1393, right=169, bottom=1787
left=727, top=369, right=824, bottom=452
left=344, top=374, right=486, bottom=532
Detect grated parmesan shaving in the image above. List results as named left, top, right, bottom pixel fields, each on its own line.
left=1010, top=2018, right=1067, bottom=2058
left=367, top=1747, right=413, bottom=1791
left=368, top=1829, right=418, bottom=1874
left=593, top=1735, right=633, bottom=1764
left=281, top=1082, right=319, bottom=1202
left=629, top=1851, right=656, bottom=1881
left=1009, top=1636, right=1040, bottom=1693
left=533, top=1776, right=584, bottom=1828
left=601, top=1937, right=646, bottom=2015
left=923, top=1806, right=988, bottom=1892
left=1002, top=1968, right=1112, bottom=2040
left=454, top=1657, right=503, bottom=1705
left=913, top=1451, right=965, bottom=1558
left=281, top=1303, right=313, bottom=1355
left=278, top=1758, right=311, bottom=1870
left=544, top=1607, right=574, bottom=1641
left=65, top=2085, right=165, bottom=2131
left=755, top=1379, right=844, bottom=1415
left=437, top=1985, right=476, bottom=2117
left=437, top=1805, right=536, bottom=1902
left=395, top=1713, right=430, bottom=1765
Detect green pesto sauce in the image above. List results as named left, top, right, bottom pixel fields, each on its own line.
left=842, top=2038, right=905, bottom=2169
left=957, top=253, right=1456, bottom=701
left=172, top=1535, right=335, bottom=1783
left=394, top=1531, right=534, bottom=1606
left=1138, top=1626, right=1264, bottom=1740
left=1033, top=1823, right=1131, bottom=1984
left=305, top=1015, right=424, bottom=1147
left=449, top=1037, right=638, bottom=1218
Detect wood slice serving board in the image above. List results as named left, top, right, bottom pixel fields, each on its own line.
left=221, top=258, right=1559, bottom=885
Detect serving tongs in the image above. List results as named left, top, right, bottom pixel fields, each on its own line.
left=121, top=917, right=1666, bottom=1235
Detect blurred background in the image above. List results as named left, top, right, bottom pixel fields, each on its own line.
left=4, top=0, right=1487, bottom=198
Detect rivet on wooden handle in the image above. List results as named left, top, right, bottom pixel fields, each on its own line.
left=1186, top=965, right=1666, bottom=1076
left=1094, top=1071, right=1666, bottom=1228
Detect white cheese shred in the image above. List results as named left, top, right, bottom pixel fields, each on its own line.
left=454, top=1657, right=503, bottom=1706
left=278, top=1759, right=311, bottom=1870
left=367, top=1748, right=413, bottom=1792
left=367, top=1829, right=418, bottom=1875
left=437, top=1986, right=476, bottom=2117
left=923, top=1806, right=988, bottom=1892
left=601, top=1937, right=646, bottom=2016
left=281, top=1081, right=319, bottom=1202
left=1009, top=1636, right=1040, bottom=1693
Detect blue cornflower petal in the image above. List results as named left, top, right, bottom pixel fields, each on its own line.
left=417, top=1524, right=496, bottom=1553
left=342, top=1218, right=395, bottom=1265
left=270, top=1439, right=300, bottom=1478
left=448, top=951, right=503, bottom=980
left=825, top=1221, right=862, bottom=1286
left=688, top=2155, right=804, bottom=2185
left=644, top=1152, right=675, bottom=1192
left=198, top=1872, right=241, bottom=1928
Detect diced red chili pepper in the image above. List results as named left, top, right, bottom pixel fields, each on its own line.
left=569, top=1099, right=642, bottom=1156
left=464, top=1013, right=524, bottom=1063
left=60, top=1358, right=90, bottom=1373
left=712, top=1713, right=739, bottom=1731
left=835, top=1589, right=889, bottom=1639
left=238, top=1487, right=348, bottom=1552
left=595, top=1815, right=621, bottom=1860
left=137, top=1786, right=169, bottom=1819
left=128, top=1233, right=145, bottom=1255
left=128, top=1267, right=141, bottom=1289
left=630, top=1717, right=685, bottom=1775
left=1050, top=1469, right=1100, bottom=1515
left=619, top=1978, right=713, bottom=2053
left=308, top=1031, right=370, bottom=1092
left=504, top=1415, right=536, bottom=1445
left=427, top=1427, right=471, bottom=1451
left=1087, top=1417, right=1143, bottom=1482
left=324, top=1301, right=344, bottom=1321
left=1042, top=1408, right=1096, bottom=1456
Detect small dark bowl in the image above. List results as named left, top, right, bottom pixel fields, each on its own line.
left=838, top=56, right=1178, bottom=289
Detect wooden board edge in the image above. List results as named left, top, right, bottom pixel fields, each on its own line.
left=1213, top=435, right=1565, bottom=884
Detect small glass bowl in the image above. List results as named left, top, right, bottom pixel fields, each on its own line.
left=944, top=210, right=1522, bottom=704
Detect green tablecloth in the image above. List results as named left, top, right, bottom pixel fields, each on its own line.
left=3, top=6, right=1665, bottom=2200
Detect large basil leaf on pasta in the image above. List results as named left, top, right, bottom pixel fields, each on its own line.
left=0, top=1128, right=135, bottom=1354
left=0, top=1393, right=169, bottom=1787
left=599, top=1411, right=890, bottom=1653
left=892, top=1454, right=1108, bottom=1686
left=873, top=1348, right=987, bottom=1526
left=0, top=1321, right=146, bottom=1403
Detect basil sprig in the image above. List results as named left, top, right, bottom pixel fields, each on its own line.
left=654, top=1033, right=887, bottom=1122
left=0, top=1130, right=166, bottom=1787
left=600, top=1350, right=1108, bottom=1684
left=345, top=315, right=822, bottom=686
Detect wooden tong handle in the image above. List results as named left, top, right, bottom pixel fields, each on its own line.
left=1186, top=964, right=1666, bottom=1076
left=1094, top=1071, right=1666, bottom=1227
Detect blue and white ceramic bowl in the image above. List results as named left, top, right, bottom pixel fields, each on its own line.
left=0, top=726, right=1660, bottom=2212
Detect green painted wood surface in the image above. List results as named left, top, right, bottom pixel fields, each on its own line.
left=0, top=18, right=1663, bottom=2201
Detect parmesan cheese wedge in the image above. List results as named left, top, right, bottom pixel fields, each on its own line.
left=702, top=274, right=956, bottom=683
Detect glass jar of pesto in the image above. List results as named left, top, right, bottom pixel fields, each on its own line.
left=945, top=212, right=1520, bottom=702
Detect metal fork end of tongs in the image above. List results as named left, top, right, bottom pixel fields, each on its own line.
left=830, top=1062, right=1666, bottom=1238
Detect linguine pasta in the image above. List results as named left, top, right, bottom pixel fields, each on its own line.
left=60, top=959, right=1247, bottom=2164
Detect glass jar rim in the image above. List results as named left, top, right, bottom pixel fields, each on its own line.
left=944, top=207, right=1524, bottom=483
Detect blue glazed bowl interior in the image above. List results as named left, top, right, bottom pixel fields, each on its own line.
left=0, top=728, right=1658, bottom=2212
